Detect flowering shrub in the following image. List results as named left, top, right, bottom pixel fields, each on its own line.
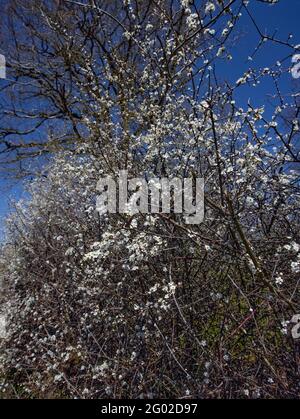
left=0, top=0, right=300, bottom=399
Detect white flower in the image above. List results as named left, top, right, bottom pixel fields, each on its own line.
left=281, top=320, right=290, bottom=335
left=204, top=28, right=215, bottom=35
left=291, top=261, right=300, bottom=273
left=181, top=0, right=190, bottom=7
left=236, top=76, right=248, bottom=85
left=54, top=373, right=63, bottom=382
left=186, top=13, right=199, bottom=30
left=222, top=28, right=229, bottom=37
left=124, top=31, right=131, bottom=40
left=216, top=47, right=225, bottom=57
left=145, top=24, right=153, bottom=32
left=65, top=247, right=74, bottom=256
left=205, top=2, right=216, bottom=14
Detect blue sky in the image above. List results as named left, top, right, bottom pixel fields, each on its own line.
left=0, top=0, right=300, bottom=241
left=220, top=0, right=300, bottom=104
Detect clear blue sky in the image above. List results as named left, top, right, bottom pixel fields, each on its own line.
left=0, top=0, right=300, bottom=240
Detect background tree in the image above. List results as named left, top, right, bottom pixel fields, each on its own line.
left=0, top=0, right=300, bottom=399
